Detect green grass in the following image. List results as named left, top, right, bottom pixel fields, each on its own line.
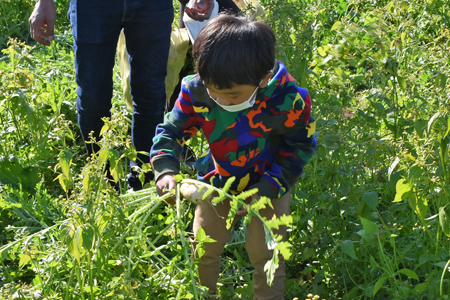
left=1, top=0, right=450, bottom=299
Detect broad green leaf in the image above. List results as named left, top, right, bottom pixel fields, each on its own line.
left=360, top=217, right=379, bottom=235
left=439, top=206, right=450, bottom=237
left=357, top=200, right=372, bottom=219
left=401, top=31, right=407, bottom=45
left=82, top=226, right=95, bottom=252
left=413, top=282, right=428, bottom=294
left=334, top=67, right=344, bottom=77
left=99, top=123, right=109, bottom=137
left=341, top=240, right=357, bottom=259
left=398, top=268, right=419, bottom=280
left=357, top=230, right=376, bottom=244
left=57, top=174, right=71, bottom=193
left=397, top=76, right=407, bottom=91
left=68, top=227, right=83, bottom=264
left=409, top=165, right=423, bottom=180
left=373, top=275, right=387, bottom=296
left=110, top=158, right=123, bottom=183
left=0, top=157, right=39, bottom=190
left=393, top=179, right=413, bottom=202
left=408, top=193, right=428, bottom=220
left=434, top=261, right=449, bottom=269
left=369, top=255, right=378, bottom=268
left=317, top=46, right=327, bottom=57
left=83, top=175, right=91, bottom=194
left=19, top=254, right=32, bottom=269
left=196, top=226, right=206, bottom=242
left=59, top=150, right=73, bottom=179
left=109, top=149, right=120, bottom=169
left=331, top=21, right=341, bottom=31
left=96, top=213, right=111, bottom=233
left=98, top=149, right=109, bottom=166
left=363, top=192, right=379, bottom=210
left=302, top=247, right=315, bottom=261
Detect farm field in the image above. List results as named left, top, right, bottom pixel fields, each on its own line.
left=0, top=0, right=449, bottom=299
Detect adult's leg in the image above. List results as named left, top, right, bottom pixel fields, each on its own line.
left=123, top=0, right=174, bottom=190
left=69, top=0, right=123, bottom=156
left=246, top=192, right=291, bottom=300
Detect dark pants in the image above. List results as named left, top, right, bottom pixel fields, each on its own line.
left=68, top=0, right=174, bottom=189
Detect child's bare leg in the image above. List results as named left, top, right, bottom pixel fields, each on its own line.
left=246, top=191, right=291, bottom=300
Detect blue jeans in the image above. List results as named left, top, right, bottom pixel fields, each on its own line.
left=68, top=0, right=174, bottom=189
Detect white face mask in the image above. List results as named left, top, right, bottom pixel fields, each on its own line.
left=209, top=81, right=262, bottom=112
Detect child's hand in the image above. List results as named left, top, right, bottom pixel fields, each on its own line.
left=237, top=194, right=260, bottom=216
left=156, top=173, right=178, bottom=205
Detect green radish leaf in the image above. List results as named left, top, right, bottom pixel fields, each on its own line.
left=276, top=241, right=292, bottom=260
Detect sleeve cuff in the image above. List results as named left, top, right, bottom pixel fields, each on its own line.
left=152, top=157, right=180, bottom=182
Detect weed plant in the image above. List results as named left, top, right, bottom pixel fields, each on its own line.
left=1, top=0, right=450, bottom=299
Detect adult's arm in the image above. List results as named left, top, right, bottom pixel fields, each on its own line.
left=29, top=0, right=57, bottom=46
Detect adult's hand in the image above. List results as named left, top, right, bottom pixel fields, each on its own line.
left=156, top=174, right=178, bottom=205
left=29, top=0, right=57, bottom=46
left=185, top=0, right=215, bottom=22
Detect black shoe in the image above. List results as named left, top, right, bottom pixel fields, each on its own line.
left=127, top=170, right=154, bottom=191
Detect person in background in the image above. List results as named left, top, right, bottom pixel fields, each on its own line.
left=167, top=0, right=240, bottom=112
left=151, top=13, right=317, bottom=299
left=29, top=0, right=214, bottom=191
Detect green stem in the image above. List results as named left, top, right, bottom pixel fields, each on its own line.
left=76, top=260, right=85, bottom=300
left=64, top=260, right=76, bottom=300
left=176, top=184, right=199, bottom=300
left=440, top=259, right=450, bottom=296
left=88, top=253, right=94, bottom=300
left=127, top=200, right=162, bottom=279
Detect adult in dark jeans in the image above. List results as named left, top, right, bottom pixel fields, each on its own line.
left=29, top=0, right=215, bottom=191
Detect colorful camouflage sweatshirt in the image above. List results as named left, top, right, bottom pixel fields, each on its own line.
left=150, top=61, right=316, bottom=199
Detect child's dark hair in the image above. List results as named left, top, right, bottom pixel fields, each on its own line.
left=193, top=13, right=276, bottom=90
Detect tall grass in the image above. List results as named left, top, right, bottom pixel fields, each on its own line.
left=1, top=0, right=449, bottom=299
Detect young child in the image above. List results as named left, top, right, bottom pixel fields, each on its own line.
left=150, top=13, right=316, bottom=300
